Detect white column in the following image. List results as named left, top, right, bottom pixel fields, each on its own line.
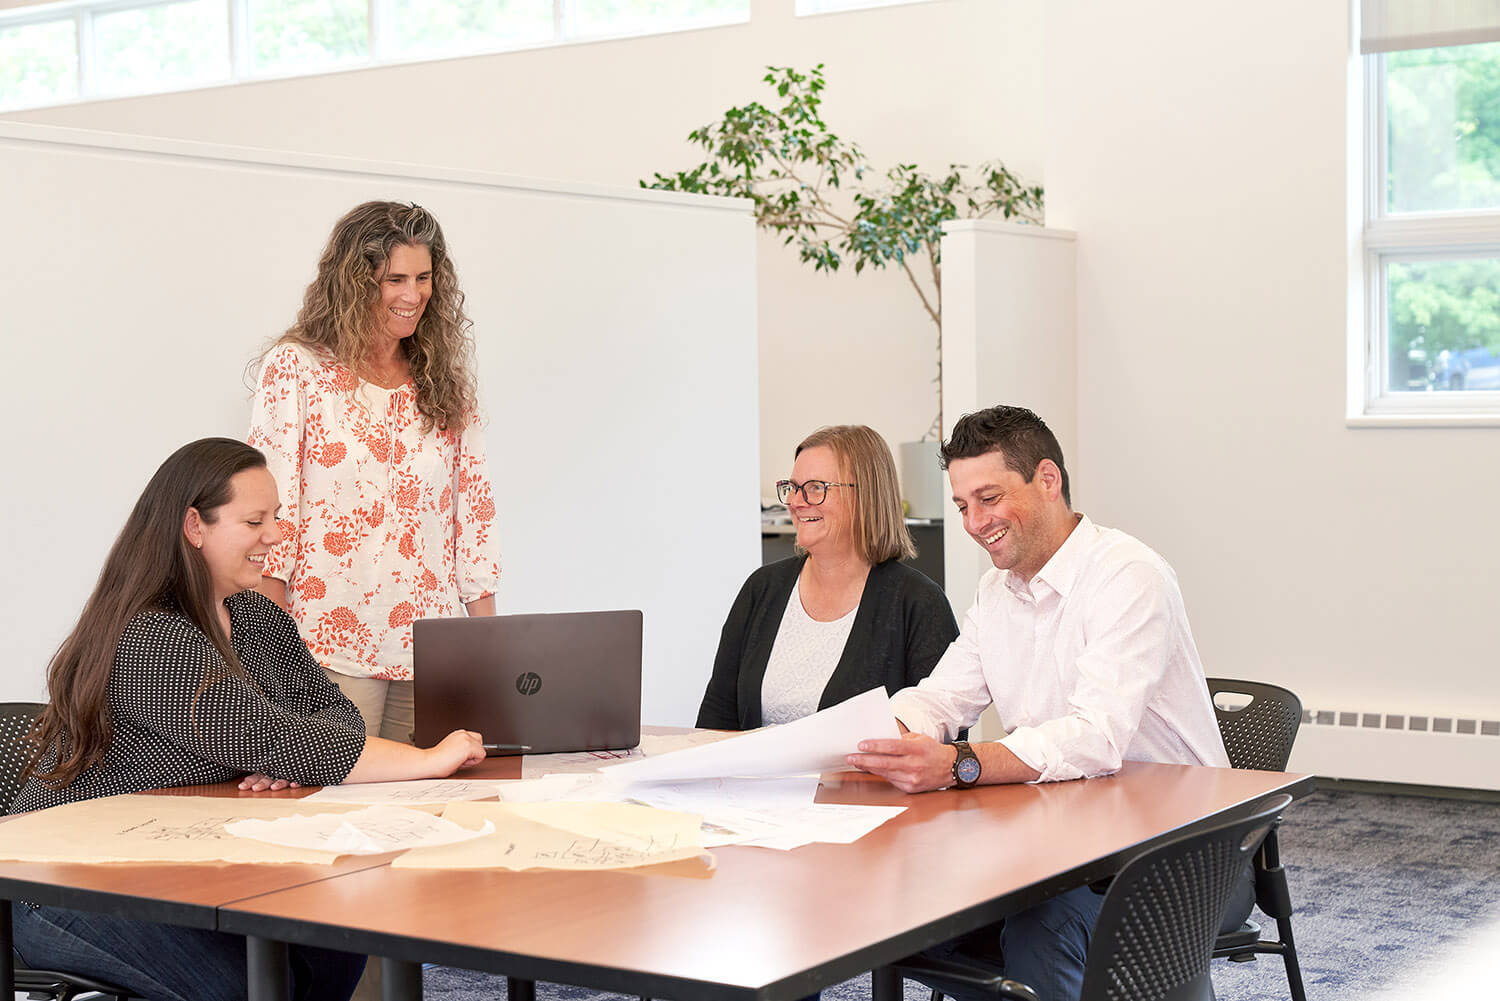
left=939, top=220, right=1076, bottom=739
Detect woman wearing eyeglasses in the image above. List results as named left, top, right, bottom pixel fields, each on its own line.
left=697, top=425, right=958, bottom=730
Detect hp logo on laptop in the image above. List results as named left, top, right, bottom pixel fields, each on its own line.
left=515, top=672, right=542, bottom=696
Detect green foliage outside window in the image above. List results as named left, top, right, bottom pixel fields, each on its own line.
left=92, top=1, right=229, bottom=95
left=388, top=0, right=552, bottom=57
left=252, top=0, right=367, bottom=73
left=1385, top=43, right=1500, bottom=390
left=0, top=20, right=77, bottom=109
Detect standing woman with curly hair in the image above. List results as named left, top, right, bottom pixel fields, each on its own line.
left=250, top=201, right=501, bottom=744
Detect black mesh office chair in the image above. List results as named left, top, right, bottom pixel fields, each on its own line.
left=1204, top=679, right=1307, bottom=1001
left=893, top=793, right=1293, bottom=1001
left=0, top=702, right=138, bottom=1001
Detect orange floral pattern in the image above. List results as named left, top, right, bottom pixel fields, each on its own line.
left=249, top=343, right=501, bottom=680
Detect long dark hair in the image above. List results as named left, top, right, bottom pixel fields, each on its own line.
left=27, top=438, right=268, bottom=786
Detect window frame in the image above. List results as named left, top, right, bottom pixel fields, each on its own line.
left=1357, top=45, right=1500, bottom=424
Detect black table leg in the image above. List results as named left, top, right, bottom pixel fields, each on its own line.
left=1, top=900, right=15, bottom=993
left=507, top=977, right=536, bottom=1001
left=247, top=935, right=289, bottom=1001
left=382, top=957, right=422, bottom=1001
left=871, top=965, right=902, bottom=1001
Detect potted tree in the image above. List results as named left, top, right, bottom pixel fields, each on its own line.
left=643, top=64, right=1044, bottom=515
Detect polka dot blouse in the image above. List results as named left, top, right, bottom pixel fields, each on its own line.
left=11, top=591, right=367, bottom=814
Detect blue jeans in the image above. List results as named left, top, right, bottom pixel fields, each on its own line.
left=13, top=902, right=366, bottom=1001
left=917, top=885, right=1104, bottom=1001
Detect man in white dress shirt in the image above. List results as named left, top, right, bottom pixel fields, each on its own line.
left=847, top=404, right=1229, bottom=1001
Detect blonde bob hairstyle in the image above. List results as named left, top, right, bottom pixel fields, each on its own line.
left=794, top=425, right=916, bottom=565
left=265, top=201, right=478, bottom=432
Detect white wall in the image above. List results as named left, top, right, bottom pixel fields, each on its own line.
left=1, top=0, right=1046, bottom=500
left=0, top=122, right=760, bottom=726
left=938, top=220, right=1076, bottom=742
left=939, top=220, right=1077, bottom=616
left=1041, top=2, right=1500, bottom=734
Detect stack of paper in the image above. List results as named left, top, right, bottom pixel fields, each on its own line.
left=226, top=805, right=493, bottom=855
left=393, top=800, right=705, bottom=871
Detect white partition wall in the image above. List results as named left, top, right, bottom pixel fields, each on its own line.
left=939, top=220, right=1078, bottom=612
left=0, top=122, right=759, bottom=726
left=938, top=221, right=1076, bottom=741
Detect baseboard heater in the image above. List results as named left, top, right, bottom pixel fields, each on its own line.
left=1289, top=709, right=1500, bottom=791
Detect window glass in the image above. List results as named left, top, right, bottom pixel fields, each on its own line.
left=1386, top=42, right=1500, bottom=214
left=92, top=0, right=229, bottom=97
left=572, top=0, right=748, bottom=36
left=251, top=0, right=368, bottom=75
left=0, top=19, right=78, bottom=110
left=1387, top=257, right=1500, bottom=393
left=386, top=0, right=553, bottom=58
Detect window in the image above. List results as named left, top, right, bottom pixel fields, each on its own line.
left=92, top=0, right=229, bottom=96
left=0, top=0, right=749, bottom=111
left=1360, top=8, right=1500, bottom=420
left=250, top=0, right=367, bottom=75
left=572, top=0, right=746, bottom=37
left=382, top=0, right=551, bottom=61
left=0, top=17, right=77, bottom=109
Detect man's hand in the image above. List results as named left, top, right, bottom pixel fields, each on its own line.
left=238, top=773, right=301, bottom=792
left=846, top=733, right=957, bottom=793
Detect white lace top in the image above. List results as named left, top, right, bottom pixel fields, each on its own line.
left=760, top=578, right=859, bottom=725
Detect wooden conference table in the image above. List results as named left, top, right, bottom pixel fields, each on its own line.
left=0, top=754, right=1313, bottom=1001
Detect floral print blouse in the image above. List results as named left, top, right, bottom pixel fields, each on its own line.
left=249, top=343, right=501, bottom=680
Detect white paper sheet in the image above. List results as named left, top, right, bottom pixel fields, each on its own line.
left=519, top=746, right=645, bottom=779
left=490, top=774, right=623, bottom=803
left=602, top=687, right=899, bottom=783
left=225, top=805, right=494, bottom=855
left=623, top=776, right=821, bottom=813
left=702, top=804, right=907, bottom=850
left=392, top=801, right=705, bottom=871
left=638, top=730, right=742, bottom=757
left=301, top=779, right=508, bottom=805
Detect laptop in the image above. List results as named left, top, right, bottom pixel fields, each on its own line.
left=412, top=609, right=643, bottom=755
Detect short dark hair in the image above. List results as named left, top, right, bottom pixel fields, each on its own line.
left=939, top=405, right=1071, bottom=507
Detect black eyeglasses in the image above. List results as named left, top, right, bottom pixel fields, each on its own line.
left=776, top=479, right=856, bottom=506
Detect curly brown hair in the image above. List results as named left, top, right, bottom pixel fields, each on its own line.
left=266, top=201, right=479, bottom=431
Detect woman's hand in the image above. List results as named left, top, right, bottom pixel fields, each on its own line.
left=345, top=730, right=486, bottom=784
left=238, top=772, right=302, bottom=792
left=427, top=729, right=486, bottom=776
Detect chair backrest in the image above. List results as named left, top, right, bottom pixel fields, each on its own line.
left=1204, top=679, right=1302, bottom=772
left=0, top=701, right=45, bottom=812
left=1081, top=793, right=1292, bottom=1001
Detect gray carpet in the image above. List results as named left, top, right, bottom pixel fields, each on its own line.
left=423, top=788, right=1500, bottom=1000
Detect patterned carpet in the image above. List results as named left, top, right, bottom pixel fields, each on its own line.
left=423, top=788, right=1500, bottom=1000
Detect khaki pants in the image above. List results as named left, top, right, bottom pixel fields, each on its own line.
left=323, top=669, right=416, bottom=745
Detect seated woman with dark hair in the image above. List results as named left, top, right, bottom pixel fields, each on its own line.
left=699, top=425, right=958, bottom=730
left=10, top=437, right=486, bottom=1001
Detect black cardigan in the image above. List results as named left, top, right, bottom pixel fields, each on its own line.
left=696, top=556, right=960, bottom=730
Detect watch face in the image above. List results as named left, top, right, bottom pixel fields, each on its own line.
left=956, top=755, right=982, bottom=785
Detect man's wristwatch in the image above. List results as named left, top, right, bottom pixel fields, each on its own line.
left=950, top=740, right=981, bottom=788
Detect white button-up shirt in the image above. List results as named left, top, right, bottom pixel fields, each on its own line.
left=889, top=515, right=1228, bottom=782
